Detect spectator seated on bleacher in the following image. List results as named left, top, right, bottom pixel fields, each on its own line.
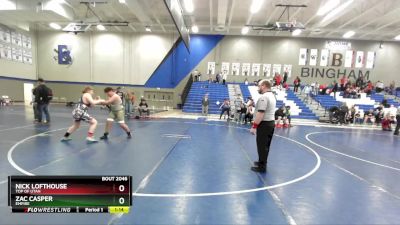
left=244, top=103, right=254, bottom=125
left=375, top=81, right=385, bottom=93
left=275, top=106, right=290, bottom=128
left=364, top=81, right=373, bottom=95
left=384, top=81, right=396, bottom=95
left=381, top=98, right=390, bottom=108
left=382, top=114, right=394, bottom=131
left=238, top=103, right=247, bottom=124
left=364, top=109, right=375, bottom=124
left=273, top=73, right=282, bottom=86
left=138, top=98, right=150, bottom=117
left=347, top=105, right=356, bottom=124
left=319, top=84, right=329, bottom=95
left=354, top=110, right=364, bottom=124
left=374, top=105, right=385, bottom=125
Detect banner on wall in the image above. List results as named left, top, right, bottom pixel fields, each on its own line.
left=221, top=62, right=230, bottom=76
left=22, top=35, right=32, bottom=49
left=232, top=63, right=240, bottom=75
left=207, top=62, right=215, bottom=75
left=11, top=31, right=22, bottom=46
left=272, top=64, right=282, bottom=75
left=355, top=51, right=364, bottom=68
left=262, top=64, right=271, bottom=77
left=12, top=47, right=22, bottom=62
left=283, top=64, right=292, bottom=78
left=344, top=50, right=354, bottom=68
left=23, top=49, right=32, bottom=64
left=309, top=49, right=318, bottom=66
left=298, top=48, right=307, bottom=65
left=241, top=63, right=250, bottom=76
left=0, top=44, right=11, bottom=60
left=0, top=27, right=11, bottom=43
left=320, top=49, right=329, bottom=67
left=365, top=51, right=376, bottom=69
left=252, top=63, right=260, bottom=76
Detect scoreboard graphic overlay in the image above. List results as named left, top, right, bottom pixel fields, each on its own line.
left=8, top=176, right=132, bottom=213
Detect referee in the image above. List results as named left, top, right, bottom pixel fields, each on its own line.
left=250, top=79, right=276, bottom=173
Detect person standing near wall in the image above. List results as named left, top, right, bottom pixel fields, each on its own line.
left=222, top=72, right=227, bottom=85
left=124, top=91, right=132, bottom=116
left=201, top=94, right=209, bottom=116
left=250, top=79, right=276, bottom=173
left=33, top=78, right=52, bottom=124
left=30, top=88, right=38, bottom=123
left=100, top=87, right=132, bottom=140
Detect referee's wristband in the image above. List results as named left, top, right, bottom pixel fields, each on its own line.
left=252, top=123, right=259, bottom=129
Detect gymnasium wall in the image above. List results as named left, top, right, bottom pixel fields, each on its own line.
left=37, top=31, right=178, bottom=85
left=195, top=36, right=400, bottom=85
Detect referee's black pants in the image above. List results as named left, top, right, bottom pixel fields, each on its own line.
left=256, top=121, right=275, bottom=165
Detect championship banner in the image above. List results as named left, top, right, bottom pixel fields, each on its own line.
left=0, top=44, right=11, bottom=60
left=355, top=51, right=364, bottom=68
left=320, top=49, right=329, bottom=67
left=207, top=62, right=215, bottom=75
left=232, top=63, right=240, bottom=75
left=298, top=48, right=307, bottom=66
left=22, top=35, right=32, bottom=49
left=0, top=27, right=11, bottom=43
left=221, top=62, right=230, bottom=76
left=283, top=64, right=292, bottom=78
left=344, top=50, right=354, bottom=68
left=23, top=49, right=32, bottom=64
left=11, top=31, right=22, bottom=46
left=12, top=47, right=22, bottom=62
left=309, top=49, right=318, bottom=66
left=241, top=63, right=250, bottom=76
left=251, top=63, right=260, bottom=76
left=262, top=64, right=271, bottom=77
left=272, top=64, right=282, bottom=75
left=365, top=51, right=375, bottom=69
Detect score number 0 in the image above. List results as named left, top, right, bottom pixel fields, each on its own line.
left=118, top=184, right=126, bottom=205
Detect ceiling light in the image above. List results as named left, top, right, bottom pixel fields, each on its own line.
left=145, top=26, right=151, bottom=32
left=317, top=0, right=340, bottom=16
left=394, top=35, right=400, bottom=40
left=241, top=26, right=249, bottom=35
left=0, top=0, right=16, bottom=10
left=292, top=29, right=302, bottom=36
left=183, top=0, right=194, bottom=13
left=343, top=30, right=355, bottom=38
left=321, top=0, right=353, bottom=24
left=191, top=25, right=199, bottom=33
left=250, top=0, right=263, bottom=14
left=96, top=24, right=106, bottom=31
left=118, top=0, right=126, bottom=3
left=49, top=23, right=61, bottom=30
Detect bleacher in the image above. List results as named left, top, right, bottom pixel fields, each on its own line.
left=183, top=82, right=318, bottom=119
left=286, top=89, right=319, bottom=120
left=369, top=93, right=400, bottom=107
left=312, top=91, right=400, bottom=118
left=182, top=82, right=229, bottom=114
left=247, top=85, right=318, bottom=120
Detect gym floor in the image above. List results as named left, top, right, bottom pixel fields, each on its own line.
left=0, top=105, right=399, bottom=225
